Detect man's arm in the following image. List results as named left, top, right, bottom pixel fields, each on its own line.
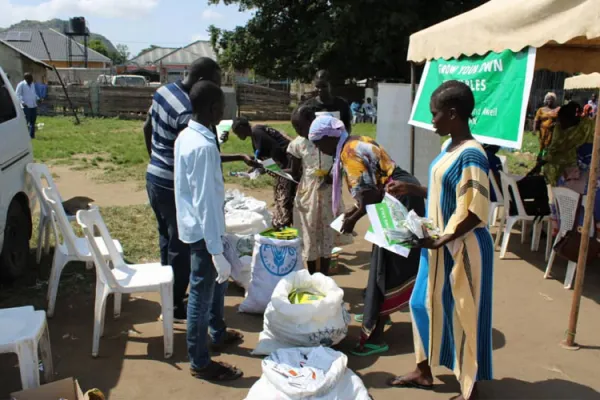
left=143, top=110, right=153, bottom=157
left=15, top=82, right=25, bottom=106
left=189, top=146, right=225, bottom=255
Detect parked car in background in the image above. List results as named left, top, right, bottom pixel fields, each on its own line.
left=0, top=67, right=36, bottom=280
left=97, top=74, right=148, bottom=87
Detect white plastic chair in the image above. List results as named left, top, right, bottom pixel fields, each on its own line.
left=488, top=171, right=504, bottom=227
left=497, top=172, right=552, bottom=259
left=42, top=187, right=124, bottom=318
left=546, top=188, right=594, bottom=289
left=76, top=208, right=174, bottom=358
left=0, top=306, right=53, bottom=390
left=26, top=163, right=77, bottom=264
left=498, top=155, right=508, bottom=173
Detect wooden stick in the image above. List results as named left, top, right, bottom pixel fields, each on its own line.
left=563, top=106, right=600, bottom=348
left=410, top=62, right=416, bottom=175
left=39, top=31, right=80, bottom=125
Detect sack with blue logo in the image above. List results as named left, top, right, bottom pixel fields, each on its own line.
left=239, top=234, right=303, bottom=314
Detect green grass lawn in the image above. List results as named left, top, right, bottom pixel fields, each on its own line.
left=33, top=116, right=377, bottom=188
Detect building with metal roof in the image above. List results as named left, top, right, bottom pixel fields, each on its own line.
left=0, top=38, right=53, bottom=87
left=128, top=47, right=177, bottom=66
left=0, top=28, right=111, bottom=69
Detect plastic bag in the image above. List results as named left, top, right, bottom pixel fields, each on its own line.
left=245, top=347, right=370, bottom=400
left=239, top=235, right=303, bottom=314
left=253, top=270, right=350, bottom=355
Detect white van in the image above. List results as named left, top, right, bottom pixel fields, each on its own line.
left=0, top=67, right=36, bottom=280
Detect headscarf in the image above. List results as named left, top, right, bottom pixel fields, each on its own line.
left=544, top=92, right=557, bottom=102
left=309, top=114, right=349, bottom=214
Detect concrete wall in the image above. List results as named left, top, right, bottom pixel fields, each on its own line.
left=376, top=83, right=440, bottom=186
left=45, top=60, right=107, bottom=69
left=0, top=45, right=47, bottom=87
left=0, top=44, right=24, bottom=87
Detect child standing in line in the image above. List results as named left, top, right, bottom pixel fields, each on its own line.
left=287, top=106, right=348, bottom=275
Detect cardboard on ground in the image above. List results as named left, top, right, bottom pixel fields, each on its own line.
left=261, top=158, right=298, bottom=183
left=365, top=194, right=411, bottom=258
left=11, top=378, right=85, bottom=400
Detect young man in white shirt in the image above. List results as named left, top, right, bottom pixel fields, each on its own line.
left=15, top=72, right=39, bottom=138
left=174, top=80, right=243, bottom=381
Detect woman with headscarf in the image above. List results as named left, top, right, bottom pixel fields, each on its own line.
left=386, top=81, right=493, bottom=400
left=308, top=115, right=424, bottom=356
left=529, top=101, right=599, bottom=233
left=533, top=92, right=560, bottom=158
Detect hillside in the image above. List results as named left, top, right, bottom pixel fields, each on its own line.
left=0, top=19, right=117, bottom=53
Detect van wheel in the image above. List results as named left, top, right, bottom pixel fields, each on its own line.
left=0, top=200, right=31, bottom=280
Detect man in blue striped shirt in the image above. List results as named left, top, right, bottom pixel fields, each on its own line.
left=146, top=58, right=256, bottom=322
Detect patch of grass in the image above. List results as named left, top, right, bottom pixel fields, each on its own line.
left=0, top=205, right=159, bottom=309
left=499, top=131, right=539, bottom=175
left=33, top=116, right=376, bottom=188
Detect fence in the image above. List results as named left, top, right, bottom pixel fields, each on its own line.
left=41, top=84, right=237, bottom=120
left=236, top=83, right=292, bottom=120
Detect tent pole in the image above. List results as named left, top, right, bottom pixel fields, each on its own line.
left=410, top=62, right=416, bottom=175
left=562, top=103, right=600, bottom=350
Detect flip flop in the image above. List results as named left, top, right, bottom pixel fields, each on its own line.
left=351, top=343, right=389, bottom=357
left=387, top=376, right=434, bottom=390
left=354, top=314, right=392, bottom=325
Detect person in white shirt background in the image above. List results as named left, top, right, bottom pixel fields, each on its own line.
left=174, top=80, right=244, bottom=382
left=15, top=72, right=40, bottom=139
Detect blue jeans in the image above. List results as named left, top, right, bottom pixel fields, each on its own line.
left=23, top=106, right=37, bottom=138
left=187, top=240, right=228, bottom=370
left=146, top=180, right=190, bottom=309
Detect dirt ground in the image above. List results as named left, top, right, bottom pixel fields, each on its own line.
left=3, top=167, right=600, bottom=399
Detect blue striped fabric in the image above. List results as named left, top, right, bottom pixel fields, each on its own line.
left=146, top=81, right=192, bottom=190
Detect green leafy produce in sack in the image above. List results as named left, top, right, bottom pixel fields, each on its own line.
left=288, top=289, right=325, bottom=304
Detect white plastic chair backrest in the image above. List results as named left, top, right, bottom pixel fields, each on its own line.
left=76, top=208, right=123, bottom=289
left=489, top=171, right=504, bottom=203
left=26, top=163, right=63, bottom=216
left=551, top=187, right=580, bottom=235
left=498, top=155, right=508, bottom=173
left=42, top=187, right=80, bottom=256
left=499, top=171, right=527, bottom=216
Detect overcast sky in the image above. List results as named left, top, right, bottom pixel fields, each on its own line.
left=1, top=0, right=253, bottom=55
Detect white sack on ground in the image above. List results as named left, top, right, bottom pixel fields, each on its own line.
left=253, top=270, right=350, bottom=355
left=239, top=235, right=303, bottom=314
left=245, top=347, right=370, bottom=400
left=225, top=190, right=272, bottom=232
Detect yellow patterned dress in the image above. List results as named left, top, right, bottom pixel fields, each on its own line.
left=410, top=140, right=494, bottom=399
left=340, top=136, right=422, bottom=346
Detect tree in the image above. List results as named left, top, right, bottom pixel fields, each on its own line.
left=109, top=44, right=130, bottom=65
left=88, top=39, right=109, bottom=57
left=207, top=0, right=483, bottom=82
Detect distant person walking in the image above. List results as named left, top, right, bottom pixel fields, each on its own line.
left=15, top=73, right=39, bottom=138
left=304, top=70, right=352, bottom=132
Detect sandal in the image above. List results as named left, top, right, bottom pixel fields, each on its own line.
left=210, top=329, right=244, bottom=351
left=350, top=343, right=389, bottom=357
left=191, top=361, right=243, bottom=382
left=354, top=314, right=392, bottom=325
left=387, top=375, right=433, bottom=390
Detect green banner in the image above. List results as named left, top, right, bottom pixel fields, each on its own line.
left=409, top=48, right=536, bottom=149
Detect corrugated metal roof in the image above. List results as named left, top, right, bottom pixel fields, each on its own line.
left=129, top=47, right=177, bottom=65
left=0, top=39, right=53, bottom=69
left=154, top=41, right=216, bottom=66
left=183, top=41, right=216, bottom=59
left=155, top=49, right=199, bottom=66
left=0, top=29, right=111, bottom=63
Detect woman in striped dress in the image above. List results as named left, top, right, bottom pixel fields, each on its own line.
left=386, top=80, right=494, bottom=400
